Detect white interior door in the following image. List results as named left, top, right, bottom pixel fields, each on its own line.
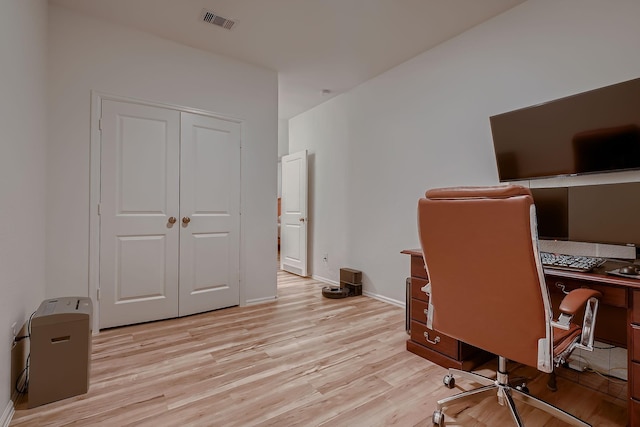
left=179, top=112, right=240, bottom=316
left=99, top=100, right=180, bottom=329
left=281, top=150, right=308, bottom=276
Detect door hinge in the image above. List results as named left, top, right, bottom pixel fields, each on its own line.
left=97, top=203, right=101, bottom=215
left=98, top=118, right=102, bottom=131
left=97, top=288, right=100, bottom=301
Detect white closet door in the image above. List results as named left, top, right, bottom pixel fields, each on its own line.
left=99, top=100, right=180, bottom=329
left=178, top=112, right=240, bottom=316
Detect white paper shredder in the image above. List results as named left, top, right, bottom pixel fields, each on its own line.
left=28, top=297, right=93, bottom=408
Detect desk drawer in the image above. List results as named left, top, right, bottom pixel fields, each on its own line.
left=633, top=291, right=640, bottom=324
left=546, top=277, right=627, bottom=308
left=632, top=398, right=640, bottom=427
left=410, top=277, right=429, bottom=302
left=633, top=362, right=640, bottom=400
left=410, top=320, right=458, bottom=359
left=411, top=298, right=429, bottom=324
left=633, top=325, right=640, bottom=362
left=411, top=255, right=428, bottom=279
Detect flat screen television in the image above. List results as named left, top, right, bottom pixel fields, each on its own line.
left=490, top=78, right=640, bottom=182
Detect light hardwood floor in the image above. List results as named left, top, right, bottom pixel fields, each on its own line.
left=11, top=271, right=626, bottom=426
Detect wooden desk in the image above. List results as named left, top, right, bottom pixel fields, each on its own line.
left=402, top=249, right=491, bottom=371
left=402, top=249, right=640, bottom=426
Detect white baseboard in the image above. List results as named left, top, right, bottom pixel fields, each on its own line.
left=362, top=291, right=405, bottom=309
left=245, top=296, right=277, bottom=305
left=311, top=275, right=338, bottom=286
left=1, top=395, right=15, bottom=427
left=311, top=275, right=405, bottom=308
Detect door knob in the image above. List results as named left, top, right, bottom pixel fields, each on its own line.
left=168, top=216, right=177, bottom=224
left=182, top=217, right=191, bottom=225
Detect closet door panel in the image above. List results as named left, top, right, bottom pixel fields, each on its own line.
left=179, top=112, right=240, bottom=316
left=99, top=100, right=180, bottom=328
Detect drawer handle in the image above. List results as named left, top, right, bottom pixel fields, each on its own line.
left=555, top=282, right=569, bottom=295
left=424, top=332, right=441, bottom=345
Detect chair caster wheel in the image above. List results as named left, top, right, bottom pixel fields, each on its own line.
left=432, top=409, right=444, bottom=426
left=443, top=374, right=455, bottom=389
left=515, top=383, right=529, bottom=394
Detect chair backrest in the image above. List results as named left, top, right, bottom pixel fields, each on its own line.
left=418, top=185, right=553, bottom=371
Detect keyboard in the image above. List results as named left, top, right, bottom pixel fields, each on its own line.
left=540, top=252, right=605, bottom=272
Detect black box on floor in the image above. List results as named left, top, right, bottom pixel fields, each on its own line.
left=341, top=281, right=362, bottom=296
left=340, top=268, right=362, bottom=284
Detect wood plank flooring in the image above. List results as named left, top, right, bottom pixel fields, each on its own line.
left=11, top=271, right=626, bottom=426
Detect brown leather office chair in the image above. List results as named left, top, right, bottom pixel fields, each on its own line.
left=417, top=185, right=600, bottom=427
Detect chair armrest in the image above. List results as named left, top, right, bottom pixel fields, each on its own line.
left=552, top=288, right=601, bottom=331
left=559, top=288, right=601, bottom=315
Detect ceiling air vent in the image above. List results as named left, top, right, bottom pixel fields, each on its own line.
left=200, top=9, right=236, bottom=30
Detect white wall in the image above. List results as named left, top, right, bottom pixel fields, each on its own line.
left=278, top=118, right=290, bottom=159
left=46, top=6, right=278, bottom=307
left=0, top=0, right=48, bottom=419
left=289, top=0, right=640, bottom=304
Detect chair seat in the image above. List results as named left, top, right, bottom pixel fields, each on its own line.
left=553, top=324, right=581, bottom=357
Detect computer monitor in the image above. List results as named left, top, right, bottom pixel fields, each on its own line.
left=531, top=182, right=640, bottom=249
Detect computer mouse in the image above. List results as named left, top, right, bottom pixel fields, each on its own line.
left=619, top=265, right=639, bottom=275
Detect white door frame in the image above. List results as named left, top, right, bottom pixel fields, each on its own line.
left=89, top=91, right=245, bottom=333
